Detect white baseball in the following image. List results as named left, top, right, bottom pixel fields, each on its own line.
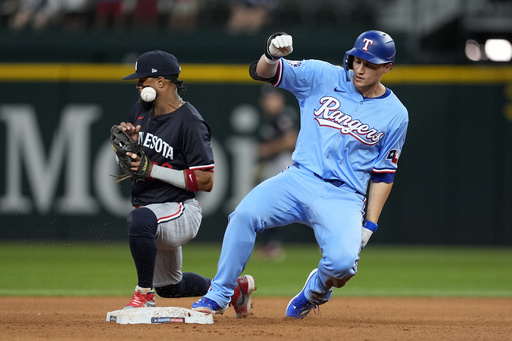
left=140, top=87, right=156, bottom=102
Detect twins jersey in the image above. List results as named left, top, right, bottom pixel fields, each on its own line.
left=274, top=59, right=408, bottom=195
left=127, top=101, right=214, bottom=206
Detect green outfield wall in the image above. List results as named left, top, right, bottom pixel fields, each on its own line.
left=0, top=64, right=511, bottom=245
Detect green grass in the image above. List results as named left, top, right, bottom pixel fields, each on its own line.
left=0, top=242, right=511, bottom=297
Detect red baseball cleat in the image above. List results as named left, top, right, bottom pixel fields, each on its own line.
left=231, top=275, right=256, bottom=318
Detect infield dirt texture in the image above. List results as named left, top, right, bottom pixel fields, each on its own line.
left=2, top=296, right=511, bottom=340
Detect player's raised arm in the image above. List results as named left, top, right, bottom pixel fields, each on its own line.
left=253, top=32, right=293, bottom=79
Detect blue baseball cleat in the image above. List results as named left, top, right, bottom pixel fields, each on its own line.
left=285, top=268, right=318, bottom=319
left=192, top=297, right=226, bottom=315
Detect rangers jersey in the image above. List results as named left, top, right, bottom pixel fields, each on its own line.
left=274, top=58, right=408, bottom=195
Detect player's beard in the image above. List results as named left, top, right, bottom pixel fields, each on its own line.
left=139, top=98, right=154, bottom=111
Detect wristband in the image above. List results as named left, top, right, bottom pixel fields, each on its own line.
left=185, top=169, right=199, bottom=192
left=264, top=56, right=279, bottom=65
left=363, top=220, right=378, bottom=232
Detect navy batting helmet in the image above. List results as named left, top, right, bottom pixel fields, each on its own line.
left=343, top=30, right=396, bottom=71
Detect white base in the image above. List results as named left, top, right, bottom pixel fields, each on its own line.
left=106, top=306, right=214, bottom=325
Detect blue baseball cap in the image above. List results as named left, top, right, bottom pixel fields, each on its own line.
left=123, top=50, right=181, bottom=80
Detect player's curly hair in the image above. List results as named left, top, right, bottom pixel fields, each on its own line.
left=164, top=74, right=186, bottom=97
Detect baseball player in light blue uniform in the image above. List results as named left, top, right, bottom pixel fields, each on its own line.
left=192, top=30, right=409, bottom=319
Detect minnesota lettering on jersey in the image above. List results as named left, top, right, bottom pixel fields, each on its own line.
left=138, top=132, right=174, bottom=159
left=314, top=96, right=384, bottom=145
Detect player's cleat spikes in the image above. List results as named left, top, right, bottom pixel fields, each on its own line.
left=124, top=289, right=156, bottom=309
left=231, top=275, right=256, bottom=318
left=285, top=269, right=318, bottom=319
left=192, top=297, right=227, bottom=315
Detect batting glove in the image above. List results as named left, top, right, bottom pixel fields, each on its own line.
left=265, top=32, right=293, bottom=64
left=361, top=220, right=378, bottom=250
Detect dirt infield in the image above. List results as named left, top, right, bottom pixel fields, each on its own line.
left=2, top=297, right=511, bottom=340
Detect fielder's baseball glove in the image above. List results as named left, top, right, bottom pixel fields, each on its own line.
left=110, top=125, right=150, bottom=182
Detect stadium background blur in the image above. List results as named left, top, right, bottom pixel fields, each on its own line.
left=0, top=0, right=511, bottom=246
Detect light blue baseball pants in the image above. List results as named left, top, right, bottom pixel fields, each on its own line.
left=204, top=163, right=366, bottom=308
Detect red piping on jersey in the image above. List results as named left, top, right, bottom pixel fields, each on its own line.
left=372, top=168, right=396, bottom=173
left=271, top=59, right=283, bottom=87
left=189, top=164, right=215, bottom=172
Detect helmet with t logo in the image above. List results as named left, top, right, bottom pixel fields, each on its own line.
left=343, top=30, right=396, bottom=71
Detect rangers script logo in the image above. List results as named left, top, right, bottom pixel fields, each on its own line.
left=314, top=96, right=384, bottom=145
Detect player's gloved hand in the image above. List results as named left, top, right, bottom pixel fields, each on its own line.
left=110, top=125, right=150, bottom=183
left=361, top=220, right=378, bottom=250
left=265, top=32, right=293, bottom=63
